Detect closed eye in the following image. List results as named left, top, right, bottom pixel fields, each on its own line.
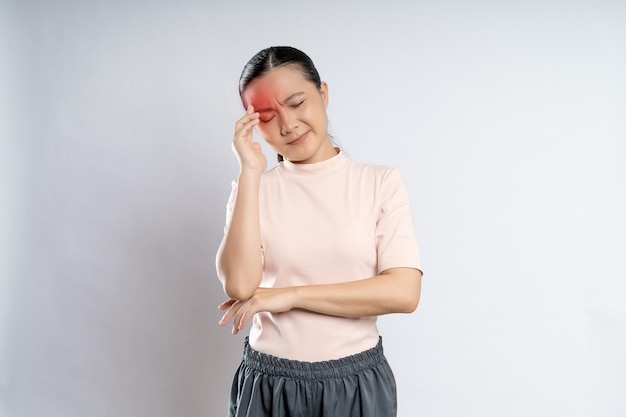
left=291, top=100, right=305, bottom=108
left=259, top=114, right=274, bottom=123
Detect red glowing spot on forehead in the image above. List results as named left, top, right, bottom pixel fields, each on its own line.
left=249, top=95, right=273, bottom=113
left=243, top=88, right=274, bottom=112
left=242, top=66, right=306, bottom=110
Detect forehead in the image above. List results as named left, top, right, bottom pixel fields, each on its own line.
left=242, top=65, right=313, bottom=105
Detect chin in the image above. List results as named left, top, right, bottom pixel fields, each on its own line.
left=281, top=147, right=312, bottom=163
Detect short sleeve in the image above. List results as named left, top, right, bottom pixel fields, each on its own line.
left=375, top=168, right=423, bottom=274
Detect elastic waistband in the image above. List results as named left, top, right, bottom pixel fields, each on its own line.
left=242, top=337, right=386, bottom=380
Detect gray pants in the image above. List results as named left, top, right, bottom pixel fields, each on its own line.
left=229, top=337, right=397, bottom=417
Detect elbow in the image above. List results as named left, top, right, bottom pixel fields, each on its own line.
left=216, top=258, right=261, bottom=300
left=397, top=274, right=422, bottom=313
left=384, top=290, right=420, bottom=314
left=218, top=267, right=261, bottom=301
left=400, top=293, right=420, bottom=313
left=223, top=281, right=257, bottom=301
left=386, top=268, right=422, bottom=314
left=402, top=279, right=422, bottom=313
left=218, top=268, right=260, bottom=300
left=216, top=241, right=264, bottom=300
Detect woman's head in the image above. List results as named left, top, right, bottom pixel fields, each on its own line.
left=239, top=46, right=322, bottom=96
left=238, top=46, right=336, bottom=164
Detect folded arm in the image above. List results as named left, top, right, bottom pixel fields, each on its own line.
left=219, top=267, right=422, bottom=335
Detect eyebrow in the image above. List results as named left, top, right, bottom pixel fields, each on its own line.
left=255, top=92, right=305, bottom=113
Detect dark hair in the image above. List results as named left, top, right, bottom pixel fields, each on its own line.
left=239, top=46, right=322, bottom=97
left=239, top=46, right=323, bottom=162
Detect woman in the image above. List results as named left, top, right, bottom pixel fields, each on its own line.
left=216, top=46, right=423, bottom=417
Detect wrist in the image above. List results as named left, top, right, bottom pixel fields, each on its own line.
left=238, top=169, right=263, bottom=182
left=289, top=285, right=304, bottom=311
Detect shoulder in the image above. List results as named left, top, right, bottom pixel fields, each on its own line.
left=345, top=158, right=404, bottom=184
left=345, top=159, right=412, bottom=210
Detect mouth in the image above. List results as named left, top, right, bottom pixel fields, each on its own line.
left=288, top=131, right=309, bottom=145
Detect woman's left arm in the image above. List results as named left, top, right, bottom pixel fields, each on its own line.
left=218, top=267, right=422, bottom=335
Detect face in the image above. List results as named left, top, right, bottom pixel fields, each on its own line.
left=241, top=65, right=336, bottom=164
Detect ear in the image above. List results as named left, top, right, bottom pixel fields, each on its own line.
left=319, top=81, right=329, bottom=108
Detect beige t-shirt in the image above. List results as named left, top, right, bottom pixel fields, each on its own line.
left=223, top=150, right=422, bottom=361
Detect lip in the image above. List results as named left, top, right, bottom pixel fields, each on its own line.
left=288, top=131, right=309, bottom=145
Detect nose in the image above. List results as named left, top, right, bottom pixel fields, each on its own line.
left=279, top=111, right=299, bottom=136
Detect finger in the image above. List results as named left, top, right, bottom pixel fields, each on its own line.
left=218, top=300, right=242, bottom=326
left=235, top=301, right=259, bottom=334
left=238, top=308, right=252, bottom=331
left=234, top=115, right=260, bottom=139
left=239, top=117, right=260, bottom=133
left=232, top=311, right=240, bottom=334
left=217, top=299, right=237, bottom=310
left=235, top=110, right=260, bottom=129
left=231, top=305, right=252, bottom=335
left=235, top=112, right=259, bottom=127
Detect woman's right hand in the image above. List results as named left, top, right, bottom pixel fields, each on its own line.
left=232, top=105, right=267, bottom=175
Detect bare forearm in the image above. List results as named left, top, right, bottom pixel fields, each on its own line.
left=218, top=268, right=422, bottom=334
left=293, top=268, right=422, bottom=317
left=216, top=172, right=263, bottom=300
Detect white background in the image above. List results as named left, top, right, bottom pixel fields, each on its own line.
left=1, top=0, right=625, bottom=416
